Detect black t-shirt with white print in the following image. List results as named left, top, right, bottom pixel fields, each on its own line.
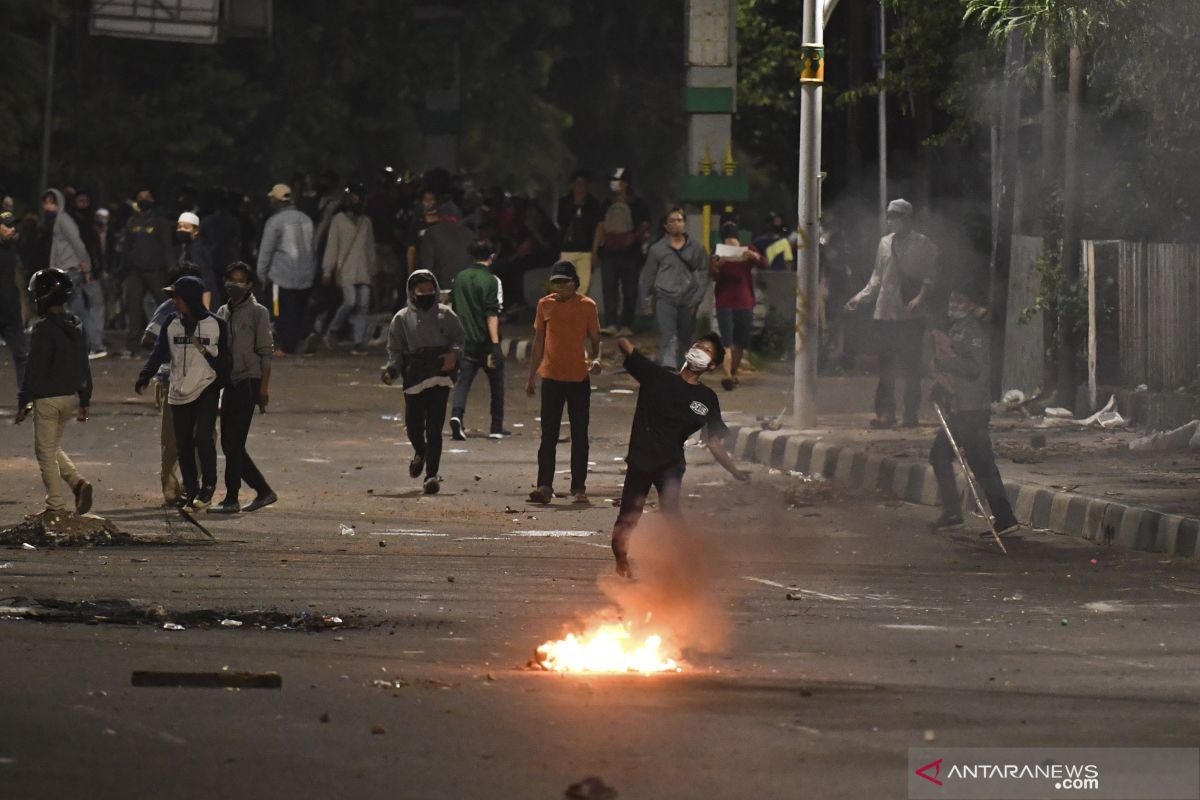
left=623, top=349, right=729, bottom=474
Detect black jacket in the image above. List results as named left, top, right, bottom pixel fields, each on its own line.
left=18, top=311, right=93, bottom=408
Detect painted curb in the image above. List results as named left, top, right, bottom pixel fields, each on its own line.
left=725, top=424, right=1200, bottom=559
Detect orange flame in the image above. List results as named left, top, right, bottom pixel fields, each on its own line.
left=535, top=621, right=681, bottom=674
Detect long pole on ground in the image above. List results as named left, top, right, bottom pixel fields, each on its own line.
left=793, top=0, right=823, bottom=427
left=38, top=5, right=58, bottom=195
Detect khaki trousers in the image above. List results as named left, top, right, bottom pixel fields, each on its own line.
left=560, top=252, right=593, bottom=296
left=33, top=395, right=83, bottom=513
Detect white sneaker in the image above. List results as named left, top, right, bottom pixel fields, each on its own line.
left=88, top=349, right=108, bottom=360
left=617, top=327, right=634, bottom=337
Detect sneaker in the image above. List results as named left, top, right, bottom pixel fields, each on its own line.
left=189, top=486, right=215, bottom=511
left=488, top=429, right=513, bottom=439
left=88, top=349, right=108, bottom=360
left=73, top=479, right=93, bottom=515
left=869, top=416, right=896, bottom=429
left=208, top=499, right=241, bottom=514
left=350, top=346, right=368, bottom=356
left=449, top=417, right=466, bottom=441
left=617, top=326, right=634, bottom=337
left=571, top=491, right=590, bottom=505
left=242, top=491, right=278, bottom=513
left=721, top=377, right=736, bottom=392
left=932, top=512, right=964, bottom=530
left=302, top=333, right=319, bottom=355
left=599, top=325, right=618, bottom=337
left=898, top=418, right=920, bottom=429
left=423, top=476, right=441, bottom=495
left=528, top=485, right=553, bottom=505
left=408, top=454, right=425, bottom=479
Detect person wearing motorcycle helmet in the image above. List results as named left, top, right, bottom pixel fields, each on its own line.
left=14, top=268, right=94, bottom=519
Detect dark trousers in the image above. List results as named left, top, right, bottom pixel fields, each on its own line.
left=612, top=463, right=686, bottom=551
left=123, top=270, right=166, bottom=350
left=930, top=410, right=1017, bottom=529
left=219, top=378, right=271, bottom=502
left=601, top=252, right=641, bottom=329
left=0, top=295, right=27, bottom=386
left=172, top=382, right=220, bottom=495
left=276, top=287, right=312, bottom=353
left=451, top=354, right=504, bottom=432
left=875, top=318, right=924, bottom=423
left=405, top=386, right=450, bottom=478
left=537, top=378, right=590, bottom=491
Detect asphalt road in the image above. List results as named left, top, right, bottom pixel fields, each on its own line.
left=1, top=350, right=1198, bottom=799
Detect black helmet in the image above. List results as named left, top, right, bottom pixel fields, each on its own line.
left=28, top=267, right=73, bottom=312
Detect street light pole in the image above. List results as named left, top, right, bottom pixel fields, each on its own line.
left=793, top=0, right=823, bottom=427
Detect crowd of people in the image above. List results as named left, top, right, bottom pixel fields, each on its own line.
left=2, top=166, right=1019, bottom=573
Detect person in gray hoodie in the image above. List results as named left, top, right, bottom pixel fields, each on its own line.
left=928, top=281, right=1018, bottom=535
left=42, top=189, right=105, bottom=357
left=381, top=270, right=464, bottom=495
left=210, top=262, right=277, bottom=514
left=257, top=183, right=316, bottom=355
left=639, top=207, right=710, bottom=368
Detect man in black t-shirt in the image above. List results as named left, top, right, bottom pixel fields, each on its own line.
left=611, top=333, right=750, bottom=577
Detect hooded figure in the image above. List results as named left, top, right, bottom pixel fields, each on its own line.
left=43, top=188, right=105, bottom=355
left=135, top=275, right=231, bottom=510
left=382, top=269, right=464, bottom=494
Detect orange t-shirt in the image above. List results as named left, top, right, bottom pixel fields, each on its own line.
left=535, top=293, right=600, bottom=382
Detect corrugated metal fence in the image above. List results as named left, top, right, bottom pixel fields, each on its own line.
left=1116, top=242, right=1200, bottom=391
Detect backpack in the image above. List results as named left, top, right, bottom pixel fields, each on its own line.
left=602, top=201, right=638, bottom=252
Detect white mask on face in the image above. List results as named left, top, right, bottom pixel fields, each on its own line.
left=684, top=347, right=712, bottom=372
left=609, top=180, right=622, bottom=193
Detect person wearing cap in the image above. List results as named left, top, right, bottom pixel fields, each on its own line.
left=257, top=183, right=316, bottom=355
left=595, top=168, right=651, bottom=336
left=116, top=187, right=175, bottom=355
left=211, top=262, right=277, bottom=514
left=845, top=198, right=939, bottom=428
left=525, top=260, right=602, bottom=505
left=175, top=211, right=215, bottom=309
left=928, top=282, right=1019, bottom=537
left=14, top=268, right=94, bottom=521
left=640, top=206, right=710, bottom=369
left=321, top=184, right=375, bottom=355
left=381, top=270, right=464, bottom=495
left=556, top=170, right=603, bottom=296
left=135, top=275, right=231, bottom=510
left=0, top=210, right=29, bottom=387
left=609, top=333, right=750, bottom=578
left=449, top=238, right=507, bottom=440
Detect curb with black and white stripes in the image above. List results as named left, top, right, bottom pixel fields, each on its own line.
left=724, top=424, right=1200, bottom=559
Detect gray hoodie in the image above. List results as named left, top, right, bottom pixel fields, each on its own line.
left=640, top=235, right=709, bottom=308
left=257, top=204, right=315, bottom=289
left=44, top=188, right=89, bottom=274
left=385, top=270, right=465, bottom=395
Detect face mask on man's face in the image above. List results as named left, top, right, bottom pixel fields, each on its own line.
left=224, top=282, right=249, bottom=302
left=413, top=293, right=437, bottom=310
left=684, top=347, right=712, bottom=372
left=175, top=230, right=193, bottom=245
left=609, top=180, right=622, bottom=193
left=948, top=307, right=968, bottom=320
left=139, top=200, right=156, bottom=212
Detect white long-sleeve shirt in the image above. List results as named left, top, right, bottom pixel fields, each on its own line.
left=852, top=231, right=938, bottom=321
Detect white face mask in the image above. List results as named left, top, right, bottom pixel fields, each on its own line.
left=684, top=347, right=712, bottom=372
left=609, top=180, right=622, bottom=193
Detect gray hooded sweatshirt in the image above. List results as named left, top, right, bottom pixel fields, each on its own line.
left=45, top=188, right=89, bottom=274
left=385, top=270, right=465, bottom=395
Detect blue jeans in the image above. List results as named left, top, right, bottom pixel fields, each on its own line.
left=451, top=353, right=505, bottom=432
left=68, top=270, right=105, bottom=352
left=330, top=283, right=370, bottom=346
left=655, top=296, right=697, bottom=368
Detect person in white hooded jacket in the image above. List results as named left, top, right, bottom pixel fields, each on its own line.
left=135, top=275, right=231, bottom=510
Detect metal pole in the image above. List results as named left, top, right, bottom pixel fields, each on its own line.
left=793, top=0, right=822, bottom=427
left=877, top=1, right=887, bottom=235
left=38, top=7, right=58, bottom=194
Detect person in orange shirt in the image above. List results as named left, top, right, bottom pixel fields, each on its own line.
left=525, top=261, right=602, bottom=504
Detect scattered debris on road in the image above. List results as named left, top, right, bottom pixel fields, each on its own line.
left=0, top=513, right=133, bottom=549
left=0, top=597, right=355, bottom=631
left=565, top=776, right=618, bottom=800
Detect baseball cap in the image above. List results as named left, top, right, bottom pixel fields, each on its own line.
left=267, top=183, right=292, bottom=202
left=549, top=260, right=580, bottom=286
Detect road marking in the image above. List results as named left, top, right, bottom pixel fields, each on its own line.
left=377, top=529, right=443, bottom=537
left=742, top=577, right=788, bottom=589
left=1083, top=601, right=1125, bottom=613
left=506, top=530, right=596, bottom=538
left=881, top=624, right=947, bottom=631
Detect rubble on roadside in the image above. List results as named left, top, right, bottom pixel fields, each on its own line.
left=1129, top=419, right=1200, bottom=452
left=0, top=512, right=132, bottom=549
